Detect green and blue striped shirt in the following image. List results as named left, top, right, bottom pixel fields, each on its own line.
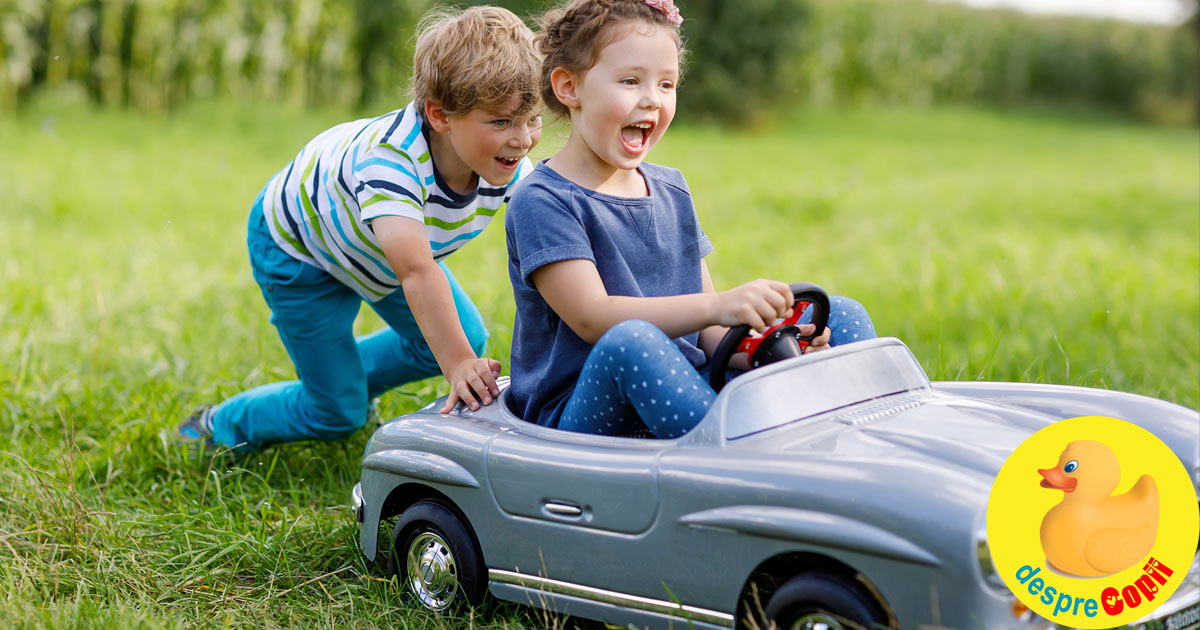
left=263, top=103, right=530, bottom=301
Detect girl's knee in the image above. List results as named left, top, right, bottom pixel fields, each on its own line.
left=589, top=320, right=674, bottom=372
left=827, top=295, right=877, bottom=345
left=600, top=320, right=666, bottom=346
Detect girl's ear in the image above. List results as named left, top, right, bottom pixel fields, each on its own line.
left=550, top=67, right=580, bottom=110
left=424, top=100, right=451, bottom=133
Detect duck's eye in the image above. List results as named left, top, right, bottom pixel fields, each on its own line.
left=1064, top=460, right=1078, bottom=473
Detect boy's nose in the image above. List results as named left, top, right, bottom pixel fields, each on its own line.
left=509, top=127, right=534, bottom=149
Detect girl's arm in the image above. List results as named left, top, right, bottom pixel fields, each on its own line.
left=696, top=260, right=729, bottom=357
left=530, top=258, right=793, bottom=345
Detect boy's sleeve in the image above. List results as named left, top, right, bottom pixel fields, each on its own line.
left=353, top=143, right=426, bottom=223
left=508, top=183, right=594, bottom=288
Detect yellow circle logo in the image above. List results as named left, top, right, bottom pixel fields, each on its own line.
left=987, top=416, right=1198, bottom=627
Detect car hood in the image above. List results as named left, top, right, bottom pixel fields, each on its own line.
left=721, top=390, right=1064, bottom=513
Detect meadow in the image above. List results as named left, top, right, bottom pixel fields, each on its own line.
left=0, top=99, right=1196, bottom=628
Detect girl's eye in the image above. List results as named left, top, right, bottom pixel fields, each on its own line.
left=1064, top=460, right=1078, bottom=473
left=659, top=81, right=675, bottom=90
left=621, top=77, right=638, bottom=86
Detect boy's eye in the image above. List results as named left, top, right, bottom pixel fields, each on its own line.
left=492, top=119, right=511, bottom=127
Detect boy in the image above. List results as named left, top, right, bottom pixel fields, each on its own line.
left=179, top=6, right=544, bottom=451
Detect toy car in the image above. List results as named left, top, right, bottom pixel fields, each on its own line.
left=352, top=311, right=1199, bottom=629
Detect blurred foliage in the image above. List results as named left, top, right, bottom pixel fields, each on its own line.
left=0, top=0, right=1195, bottom=123
left=797, top=0, right=1199, bottom=124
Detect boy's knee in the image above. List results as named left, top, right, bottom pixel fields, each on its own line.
left=308, top=398, right=369, bottom=441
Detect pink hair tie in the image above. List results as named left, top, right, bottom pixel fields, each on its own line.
left=644, top=0, right=683, bottom=26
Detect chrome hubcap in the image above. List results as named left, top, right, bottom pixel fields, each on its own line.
left=790, top=613, right=846, bottom=630
left=405, top=531, right=458, bottom=610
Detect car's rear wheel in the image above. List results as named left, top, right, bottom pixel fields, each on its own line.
left=763, top=573, right=887, bottom=630
left=390, top=500, right=485, bottom=611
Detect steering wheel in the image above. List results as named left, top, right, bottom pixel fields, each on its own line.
left=708, top=282, right=830, bottom=393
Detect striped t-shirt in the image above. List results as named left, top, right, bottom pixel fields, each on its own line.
left=262, top=102, right=531, bottom=301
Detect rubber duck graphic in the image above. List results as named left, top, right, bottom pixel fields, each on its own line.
left=1037, top=440, right=1159, bottom=577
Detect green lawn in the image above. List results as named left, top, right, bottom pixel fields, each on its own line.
left=0, top=100, right=1196, bottom=628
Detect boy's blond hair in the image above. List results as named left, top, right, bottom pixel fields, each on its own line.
left=413, top=6, right=541, bottom=118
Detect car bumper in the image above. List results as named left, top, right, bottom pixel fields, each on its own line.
left=351, top=482, right=364, bottom=523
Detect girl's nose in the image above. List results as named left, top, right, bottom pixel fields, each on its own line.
left=639, top=88, right=661, bottom=110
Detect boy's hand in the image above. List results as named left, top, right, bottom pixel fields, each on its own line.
left=441, top=357, right=504, bottom=414
left=711, top=279, right=794, bottom=332
left=798, top=323, right=833, bottom=353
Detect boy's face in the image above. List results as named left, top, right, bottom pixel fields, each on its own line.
left=438, top=99, right=544, bottom=187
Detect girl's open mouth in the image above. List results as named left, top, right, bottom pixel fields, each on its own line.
left=620, top=123, right=653, bottom=154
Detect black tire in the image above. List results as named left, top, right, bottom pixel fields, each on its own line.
left=390, top=500, right=485, bottom=611
left=762, top=573, right=887, bottom=630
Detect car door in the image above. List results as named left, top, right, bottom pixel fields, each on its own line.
left=486, top=429, right=663, bottom=535
left=484, top=428, right=670, bottom=583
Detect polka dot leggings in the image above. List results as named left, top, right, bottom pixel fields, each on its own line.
left=559, top=320, right=714, bottom=439
left=557, top=296, right=876, bottom=439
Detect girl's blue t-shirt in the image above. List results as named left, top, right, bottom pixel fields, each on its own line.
left=505, top=161, right=713, bottom=428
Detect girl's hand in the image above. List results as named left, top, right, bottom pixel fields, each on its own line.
left=798, top=323, right=833, bottom=353
left=711, top=279, right=794, bottom=332
left=441, top=357, right=503, bottom=414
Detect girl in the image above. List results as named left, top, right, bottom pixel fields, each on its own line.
left=505, top=0, right=875, bottom=438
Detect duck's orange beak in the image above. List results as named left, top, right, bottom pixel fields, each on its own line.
left=1038, top=467, right=1077, bottom=492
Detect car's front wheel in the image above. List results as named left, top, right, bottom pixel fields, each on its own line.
left=763, top=572, right=887, bottom=630
left=390, top=500, right=485, bottom=611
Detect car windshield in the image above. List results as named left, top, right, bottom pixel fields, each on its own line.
left=723, top=340, right=931, bottom=440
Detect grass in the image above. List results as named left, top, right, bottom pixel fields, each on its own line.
left=0, top=97, right=1196, bottom=628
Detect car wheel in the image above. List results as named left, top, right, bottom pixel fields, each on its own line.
left=763, top=573, right=886, bottom=630
left=390, top=500, right=485, bottom=611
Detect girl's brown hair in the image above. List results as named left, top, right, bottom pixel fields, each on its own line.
left=535, top=0, right=686, bottom=117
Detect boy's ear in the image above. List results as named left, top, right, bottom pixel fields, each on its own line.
left=549, top=67, right=580, bottom=109
left=424, top=100, right=451, bottom=133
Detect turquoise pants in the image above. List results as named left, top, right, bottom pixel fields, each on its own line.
left=209, top=193, right=488, bottom=450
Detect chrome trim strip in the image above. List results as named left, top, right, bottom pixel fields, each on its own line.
left=489, top=569, right=734, bottom=627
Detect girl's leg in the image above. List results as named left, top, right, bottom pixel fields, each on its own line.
left=362, top=263, right=489, bottom=399
left=559, top=320, right=716, bottom=439
left=802, top=295, right=876, bottom=346
left=208, top=200, right=369, bottom=450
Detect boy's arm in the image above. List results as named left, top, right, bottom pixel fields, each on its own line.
left=371, top=215, right=501, bottom=414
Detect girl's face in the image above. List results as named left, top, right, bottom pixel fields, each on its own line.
left=564, top=23, right=679, bottom=177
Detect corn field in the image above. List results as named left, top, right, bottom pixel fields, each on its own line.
left=0, top=0, right=439, bottom=110
left=1, top=0, right=1196, bottom=121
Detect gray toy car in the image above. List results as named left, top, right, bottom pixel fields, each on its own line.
left=353, top=337, right=1199, bottom=629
